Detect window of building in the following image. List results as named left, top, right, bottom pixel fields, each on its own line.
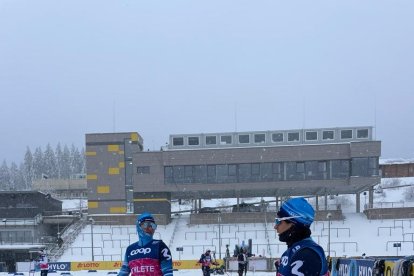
left=254, top=134, right=266, bottom=143
left=165, top=166, right=173, bottom=180
left=305, top=131, right=318, bottom=141
left=137, top=166, right=150, bottom=174
left=323, top=130, right=334, bottom=140
left=357, top=129, right=369, bottom=139
left=220, top=135, right=232, bottom=145
left=239, top=134, right=250, bottom=144
left=173, top=166, right=184, bottom=181
left=188, top=136, right=199, bottom=146
left=341, top=129, right=353, bottom=139
left=331, top=160, right=350, bottom=179
left=193, top=165, right=207, bottom=183
left=238, top=164, right=251, bottom=182
left=287, top=132, right=300, bottom=142
left=206, top=136, right=217, bottom=145
left=172, top=137, right=184, bottom=146
left=260, top=163, right=272, bottom=181
left=184, top=166, right=193, bottom=183
left=272, top=133, right=284, bottom=142
left=207, top=165, right=216, bottom=183
left=228, top=164, right=237, bottom=176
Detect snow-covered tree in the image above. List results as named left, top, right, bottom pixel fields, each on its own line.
left=44, top=143, right=57, bottom=178
left=61, top=145, right=71, bottom=179
left=0, top=160, right=10, bottom=190
left=23, top=147, right=34, bottom=189
left=33, top=147, right=44, bottom=179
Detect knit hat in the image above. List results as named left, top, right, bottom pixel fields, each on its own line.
left=277, top=197, right=314, bottom=227
left=137, top=212, right=156, bottom=225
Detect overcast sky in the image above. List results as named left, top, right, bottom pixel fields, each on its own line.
left=1, top=0, right=413, bottom=164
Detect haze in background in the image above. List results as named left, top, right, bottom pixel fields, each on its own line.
left=1, top=0, right=413, bottom=163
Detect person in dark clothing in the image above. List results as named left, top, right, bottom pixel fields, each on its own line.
left=237, top=248, right=248, bottom=276
left=198, top=249, right=218, bottom=276
left=274, top=197, right=329, bottom=276
left=57, top=237, right=63, bottom=248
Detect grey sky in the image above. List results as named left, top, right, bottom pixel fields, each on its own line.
left=1, top=0, right=413, bottom=163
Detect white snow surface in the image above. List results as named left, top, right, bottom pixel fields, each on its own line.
left=8, top=177, right=414, bottom=275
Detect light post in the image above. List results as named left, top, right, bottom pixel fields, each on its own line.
left=218, top=214, right=222, bottom=260
left=326, top=213, right=332, bottom=257
left=89, top=218, right=95, bottom=261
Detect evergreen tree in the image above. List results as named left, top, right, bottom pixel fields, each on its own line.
left=55, top=143, right=63, bottom=179
left=23, top=147, right=34, bottom=189
left=61, top=145, right=71, bottom=179
left=0, top=160, right=10, bottom=190
left=33, top=147, right=44, bottom=179
left=44, top=143, right=57, bottom=178
left=17, top=163, right=27, bottom=190
left=70, top=144, right=83, bottom=177
left=9, top=162, right=20, bottom=190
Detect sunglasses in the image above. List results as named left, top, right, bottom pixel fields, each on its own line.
left=274, top=216, right=302, bottom=226
left=140, top=221, right=157, bottom=230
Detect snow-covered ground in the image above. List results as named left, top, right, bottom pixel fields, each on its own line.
left=14, top=176, right=414, bottom=275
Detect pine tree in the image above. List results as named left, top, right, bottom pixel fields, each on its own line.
left=23, top=147, right=34, bottom=189
left=44, top=143, right=57, bottom=178
left=0, top=160, right=10, bottom=190
left=33, top=147, right=44, bottom=179
left=61, top=145, right=71, bottom=179
left=9, top=162, right=20, bottom=190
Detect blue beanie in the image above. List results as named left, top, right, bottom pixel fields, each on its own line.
left=137, top=212, right=155, bottom=225
left=278, top=197, right=314, bottom=227
left=136, top=212, right=156, bottom=246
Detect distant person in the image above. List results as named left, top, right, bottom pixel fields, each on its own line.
left=274, top=197, right=329, bottom=276
left=237, top=248, right=248, bottom=276
left=198, top=249, right=218, bottom=276
left=38, top=250, right=48, bottom=276
left=118, top=212, right=173, bottom=276
left=57, top=237, right=64, bottom=248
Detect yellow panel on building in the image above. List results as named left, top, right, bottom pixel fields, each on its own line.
left=85, top=151, right=97, bottom=156
left=97, top=186, right=110, bottom=194
left=118, top=162, right=125, bottom=168
left=118, top=150, right=124, bottom=155
left=107, top=145, right=119, bottom=152
left=88, top=201, right=99, bottom=208
left=130, top=133, right=139, bottom=142
left=110, top=206, right=126, bottom=213
left=87, top=174, right=97, bottom=180
left=108, top=167, right=120, bottom=175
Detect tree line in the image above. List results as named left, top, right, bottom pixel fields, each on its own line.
left=0, top=143, right=85, bottom=191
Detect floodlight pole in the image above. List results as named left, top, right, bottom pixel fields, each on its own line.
left=89, top=218, right=95, bottom=261
left=218, top=214, right=222, bottom=260
left=327, top=213, right=332, bottom=257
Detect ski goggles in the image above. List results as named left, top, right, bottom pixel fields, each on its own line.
left=140, top=221, right=157, bottom=230
left=274, top=216, right=302, bottom=226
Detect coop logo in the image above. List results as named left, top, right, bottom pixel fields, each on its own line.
left=131, top=248, right=151, bottom=255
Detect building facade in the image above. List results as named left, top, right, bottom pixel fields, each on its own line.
left=86, top=127, right=381, bottom=220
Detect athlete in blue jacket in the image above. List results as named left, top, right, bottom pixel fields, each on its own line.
left=118, top=212, right=173, bottom=276
left=274, top=197, right=329, bottom=276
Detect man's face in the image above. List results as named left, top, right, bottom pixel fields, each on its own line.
left=140, top=221, right=157, bottom=235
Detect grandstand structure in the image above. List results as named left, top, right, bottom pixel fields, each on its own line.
left=85, top=126, right=381, bottom=224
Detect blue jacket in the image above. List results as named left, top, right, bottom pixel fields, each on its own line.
left=277, top=237, right=329, bottom=276
left=118, top=239, right=173, bottom=276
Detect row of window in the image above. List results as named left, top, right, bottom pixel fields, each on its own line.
left=162, top=157, right=379, bottom=184
left=171, top=128, right=370, bottom=147
left=0, top=230, right=34, bottom=243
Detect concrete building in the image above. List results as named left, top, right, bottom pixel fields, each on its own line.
left=85, top=126, right=381, bottom=223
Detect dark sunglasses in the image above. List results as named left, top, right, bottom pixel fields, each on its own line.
left=140, top=221, right=157, bottom=230
left=274, top=216, right=302, bottom=226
